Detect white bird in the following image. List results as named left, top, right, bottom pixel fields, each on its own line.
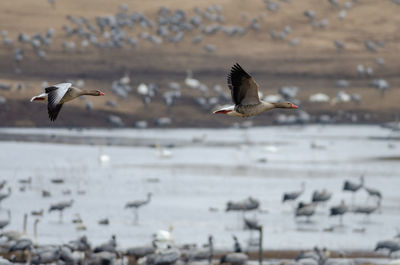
left=153, top=228, right=174, bottom=249
left=137, top=83, right=149, bottom=95
left=155, top=144, right=172, bottom=159
left=120, top=73, right=130, bottom=85
left=98, top=146, right=110, bottom=164
left=185, top=70, right=201, bottom=89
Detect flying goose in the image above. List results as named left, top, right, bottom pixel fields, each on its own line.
left=213, top=63, right=298, bottom=117
left=30, top=83, right=104, bottom=121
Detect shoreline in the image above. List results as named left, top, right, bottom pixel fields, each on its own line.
left=0, top=124, right=398, bottom=148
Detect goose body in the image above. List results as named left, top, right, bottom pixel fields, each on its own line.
left=330, top=201, right=348, bottom=217
left=30, top=83, right=104, bottom=121
left=283, top=182, right=305, bottom=203
left=312, top=189, right=332, bottom=203
left=125, top=193, right=152, bottom=209
left=214, top=63, right=298, bottom=117
left=364, top=186, right=382, bottom=199
left=353, top=202, right=380, bottom=215
left=343, top=176, right=364, bottom=192
left=226, top=197, right=260, bottom=211
left=295, top=202, right=316, bottom=218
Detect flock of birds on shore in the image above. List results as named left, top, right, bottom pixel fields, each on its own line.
left=226, top=174, right=400, bottom=257
left=0, top=0, right=397, bottom=126
left=0, top=170, right=398, bottom=265
left=0, top=0, right=398, bottom=264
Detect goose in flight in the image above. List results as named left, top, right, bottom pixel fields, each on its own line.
left=214, top=63, right=298, bottom=117
left=30, top=83, right=104, bottom=121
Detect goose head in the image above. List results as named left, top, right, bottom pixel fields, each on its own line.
left=95, top=90, right=105, bottom=96
left=273, top=102, right=298, bottom=109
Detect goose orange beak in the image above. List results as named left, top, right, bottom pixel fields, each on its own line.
left=291, top=104, right=298, bottom=109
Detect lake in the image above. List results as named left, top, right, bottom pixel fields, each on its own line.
left=0, top=125, right=399, bottom=251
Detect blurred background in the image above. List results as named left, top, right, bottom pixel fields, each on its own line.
left=0, top=0, right=399, bottom=127
left=0, top=0, right=400, bottom=264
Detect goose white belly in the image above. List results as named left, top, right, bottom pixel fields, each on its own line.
left=235, top=101, right=275, bottom=117
left=214, top=101, right=275, bottom=118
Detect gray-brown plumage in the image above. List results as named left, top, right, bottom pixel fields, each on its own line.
left=228, top=63, right=260, bottom=106
left=214, top=63, right=298, bottom=117
left=30, top=83, right=105, bottom=121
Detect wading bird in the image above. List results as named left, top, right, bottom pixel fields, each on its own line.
left=125, top=193, right=152, bottom=224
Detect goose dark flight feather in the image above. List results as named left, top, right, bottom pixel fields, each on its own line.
left=31, top=83, right=105, bottom=121
left=214, top=63, right=298, bottom=117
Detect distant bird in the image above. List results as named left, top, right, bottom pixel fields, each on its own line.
left=48, top=0, right=56, bottom=8
left=213, top=64, right=298, bottom=117
left=42, top=190, right=51, bottom=197
left=334, top=40, right=345, bottom=50
left=98, top=218, right=109, bottom=225
left=204, top=44, right=216, bottom=53
left=144, top=248, right=181, bottom=265
left=98, top=146, right=110, bottom=164
left=282, top=182, right=305, bottom=203
left=153, top=228, right=174, bottom=249
left=31, top=247, right=61, bottom=264
left=220, top=252, right=248, bottom=265
left=243, top=217, right=261, bottom=230
left=49, top=200, right=73, bottom=222
left=0, top=210, right=11, bottom=230
left=375, top=240, right=400, bottom=255
left=365, top=40, right=378, bottom=52
left=296, top=248, right=323, bottom=264
left=30, top=83, right=105, bottom=121
left=343, top=175, right=364, bottom=204
left=58, top=246, right=76, bottom=264
left=226, top=197, right=260, bottom=212
left=304, top=10, right=315, bottom=20
left=232, top=235, right=242, bottom=253
left=125, top=245, right=155, bottom=262
left=312, top=189, right=332, bottom=204
left=364, top=186, right=382, bottom=200
left=330, top=200, right=348, bottom=225
left=182, top=235, right=214, bottom=264
left=94, top=234, right=117, bottom=253
left=328, top=0, right=339, bottom=7
left=353, top=201, right=380, bottom=219
left=155, top=144, right=173, bottom=158
left=9, top=238, right=33, bottom=252
left=370, top=79, right=389, bottom=96
left=125, top=193, right=152, bottom=224
left=338, top=10, right=346, bottom=20
left=67, top=235, right=91, bottom=252
left=295, top=202, right=316, bottom=221
left=185, top=70, right=201, bottom=89
left=295, top=247, right=328, bottom=265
